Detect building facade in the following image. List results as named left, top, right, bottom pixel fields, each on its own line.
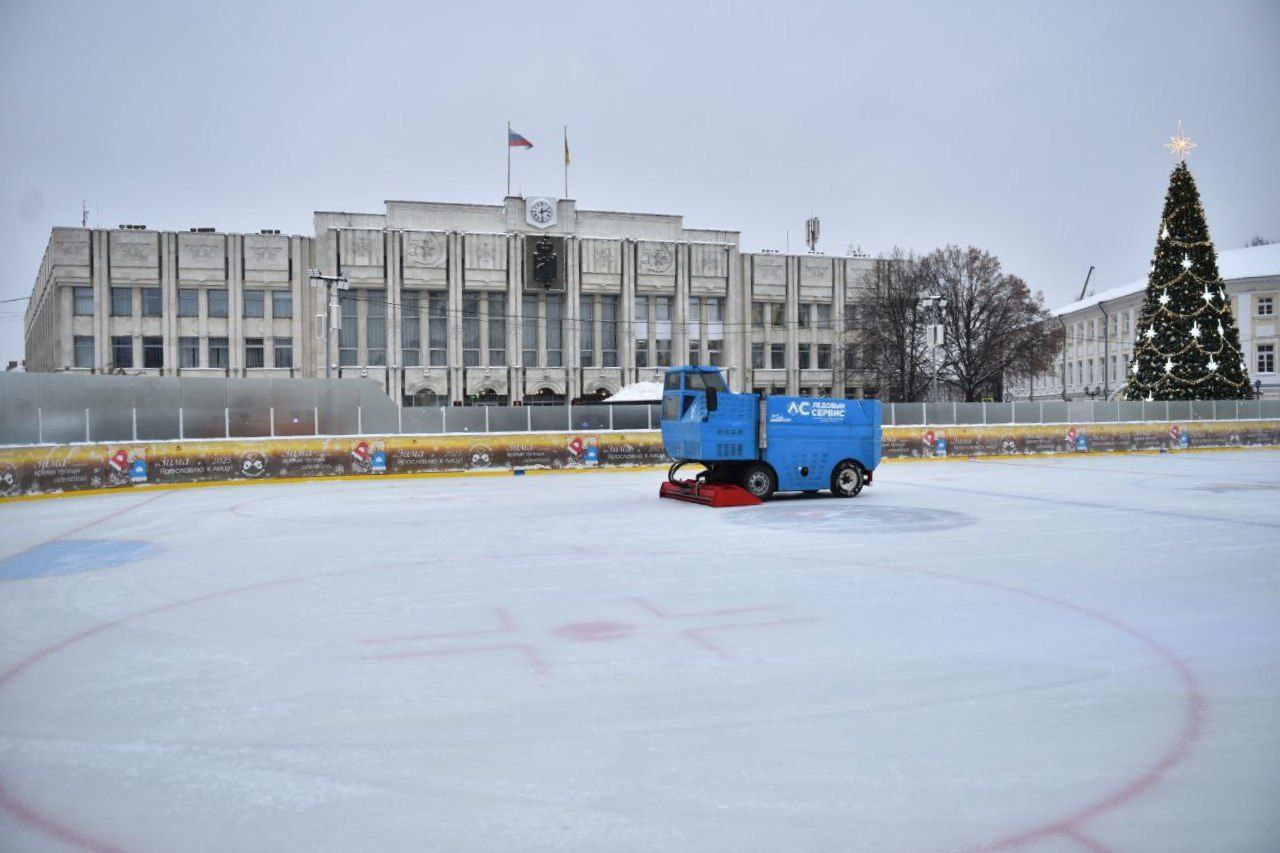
left=25, top=197, right=880, bottom=404
left=1007, top=244, right=1280, bottom=401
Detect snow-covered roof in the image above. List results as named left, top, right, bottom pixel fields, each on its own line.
left=605, top=381, right=663, bottom=403
left=1052, top=243, right=1280, bottom=317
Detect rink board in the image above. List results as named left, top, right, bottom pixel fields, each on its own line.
left=1, top=420, right=1278, bottom=498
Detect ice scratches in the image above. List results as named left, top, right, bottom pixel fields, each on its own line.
left=723, top=504, right=976, bottom=534
left=892, top=480, right=1278, bottom=530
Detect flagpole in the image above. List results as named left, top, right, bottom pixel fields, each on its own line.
left=506, top=121, right=511, bottom=197
left=563, top=125, right=569, bottom=199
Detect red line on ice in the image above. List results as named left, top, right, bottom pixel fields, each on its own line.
left=629, top=596, right=785, bottom=619
left=360, top=608, right=517, bottom=644
left=899, top=567, right=1207, bottom=853
left=363, top=642, right=549, bottom=676
left=682, top=617, right=820, bottom=660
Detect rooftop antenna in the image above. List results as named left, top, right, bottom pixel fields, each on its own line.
left=805, top=216, right=820, bottom=253
left=1077, top=265, right=1095, bottom=300
left=81, top=199, right=89, bottom=227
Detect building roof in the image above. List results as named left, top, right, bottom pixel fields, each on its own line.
left=1052, top=243, right=1280, bottom=317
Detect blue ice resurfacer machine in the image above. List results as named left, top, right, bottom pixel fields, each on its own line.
left=658, top=366, right=883, bottom=507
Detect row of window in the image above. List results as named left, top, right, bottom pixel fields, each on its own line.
left=750, top=301, right=847, bottom=329
left=71, top=335, right=293, bottom=370
left=72, top=286, right=293, bottom=320
left=750, top=343, right=842, bottom=370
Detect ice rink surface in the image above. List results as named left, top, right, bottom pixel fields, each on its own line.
left=2, top=451, right=1279, bottom=853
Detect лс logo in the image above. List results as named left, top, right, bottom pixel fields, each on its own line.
left=787, top=401, right=811, bottom=416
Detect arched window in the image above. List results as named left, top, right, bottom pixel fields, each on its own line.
left=405, top=388, right=442, bottom=407
left=470, top=388, right=503, bottom=406
left=525, top=387, right=564, bottom=406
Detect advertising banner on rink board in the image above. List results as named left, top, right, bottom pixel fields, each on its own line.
left=2, top=421, right=1279, bottom=499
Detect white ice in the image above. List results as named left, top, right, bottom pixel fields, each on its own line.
left=2, top=452, right=1279, bottom=852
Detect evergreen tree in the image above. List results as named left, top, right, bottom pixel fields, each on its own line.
left=1125, top=160, right=1251, bottom=400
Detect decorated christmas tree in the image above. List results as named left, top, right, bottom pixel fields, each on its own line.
left=1124, top=125, right=1251, bottom=400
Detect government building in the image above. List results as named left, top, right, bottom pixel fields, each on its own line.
left=1007, top=243, right=1280, bottom=401
left=25, top=196, right=880, bottom=405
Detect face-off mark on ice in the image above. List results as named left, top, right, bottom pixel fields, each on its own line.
left=359, top=598, right=816, bottom=675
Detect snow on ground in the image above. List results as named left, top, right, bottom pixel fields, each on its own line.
left=605, top=381, right=663, bottom=403
left=1, top=452, right=1279, bottom=852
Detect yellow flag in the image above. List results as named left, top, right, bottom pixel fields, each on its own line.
left=564, top=131, right=571, bottom=166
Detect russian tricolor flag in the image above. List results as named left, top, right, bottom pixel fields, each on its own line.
left=508, top=130, right=533, bottom=148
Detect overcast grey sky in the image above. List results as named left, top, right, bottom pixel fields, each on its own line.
left=1, top=0, right=1277, bottom=360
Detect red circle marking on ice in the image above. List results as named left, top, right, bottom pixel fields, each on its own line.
left=554, top=621, right=635, bottom=642
left=0, top=553, right=1206, bottom=852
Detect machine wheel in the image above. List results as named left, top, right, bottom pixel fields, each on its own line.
left=830, top=460, right=865, bottom=498
left=740, top=463, right=777, bottom=501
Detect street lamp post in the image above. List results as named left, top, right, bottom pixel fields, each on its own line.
left=919, top=293, right=947, bottom=401
left=309, top=269, right=349, bottom=379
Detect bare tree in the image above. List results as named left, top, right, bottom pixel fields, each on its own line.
left=923, top=245, right=1059, bottom=401
left=856, top=250, right=933, bottom=401
left=1245, top=235, right=1275, bottom=247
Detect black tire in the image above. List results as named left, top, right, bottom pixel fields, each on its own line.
left=830, top=460, right=865, bottom=498
left=739, top=463, right=777, bottom=501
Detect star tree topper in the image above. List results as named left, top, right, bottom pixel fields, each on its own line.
left=1164, top=121, right=1197, bottom=163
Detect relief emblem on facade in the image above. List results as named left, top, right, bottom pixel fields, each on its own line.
left=639, top=242, right=675, bottom=275
left=405, top=232, right=446, bottom=268
left=694, top=245, right=726, bottom=277
left=111, top=236, right=156, bottom=264
left=467, top=234, right=506, bottom=270
left=51, top=239, right=88, bottom=265
left=244, top=239, right=287, bottom=269
left=753, top=254, right=786, bottom=285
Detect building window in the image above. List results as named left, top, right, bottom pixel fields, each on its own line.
left=179, top=336, right=199, bottom=368
left=1259, top=296, right=1275, bottom=317
left=245, top=337, right=265, bottom=369
left=816, top=304, right=831, bottom=329
left=209, top=337, right=229, bottom=369
left=769, top=303, right=784, bottom=327
left=798, top=343, right=812, bottom=369
left=142, top=336, right=163, bottom=369
left=707, top=338, right=723, bottom=367
left=366, top=291, right=386, bottom=366
left=601, top=296, right=618, bottom=367
left=489, top=294, right=506, bottom=367
left=428, top=292, right=447, bottom=366
left=687, top=298, right=701, bottom=343
left=338, top=292, right=358, bottom=366
left=462, top=293, right=481, bottom=367
left=705, top=297, right=724, bottom=367
left=178, top=288, right=199, bottom=317
left=1259, top=344, right=1276, bottom=374
left=844, top=304, right=858, bottom=330
left=110, top=287, right=132, bottom=317
left=633, top=296, right=649, bottom=365
left=844, top=345, right=861, bottom=371
left=73, top=286, right=94, bottom=316
left=243, top=289, right=264, bottom=318
left=111, top=335, right=133, bottom=369
left=73, top=335, right=94, bottom=368
left=751, top=343, right=764, bottom=369
left=522, top=294, right=539, bottom=366
left=272, top=290, right=292, bottom=319
left=798, top=304, right=810, bottom=329
left=751, top=301, right=764, bottom=327
left=580, top=295, right=595, bottom=367
left=771, top=343, right=785, bottom=369
left=274, top=338, right=293, bottom=369
left=208, top=288, right=228, bottom=318
left=817, top=344, right=831, bottom=369
left=546, top=294, right=564, bottom=367
left=654, top=296, right=670, bottom=366
left=401, top=290, right=420, bottom=367
left=142, top=287, right=163, bottom=318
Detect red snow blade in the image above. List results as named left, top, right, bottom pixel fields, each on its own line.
left=658, top=479, right=763, bottom=508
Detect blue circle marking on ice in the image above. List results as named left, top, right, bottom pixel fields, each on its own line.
left=0, top=539, right=161, bottom=582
